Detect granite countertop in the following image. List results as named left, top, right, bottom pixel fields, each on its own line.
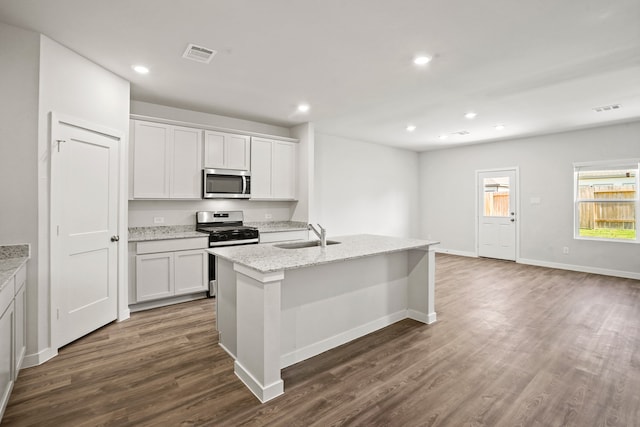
left=208, top=234, right=439, bottom=273
left=0, top=244, right=30, bottom=290
left=245, top=221, right=309, bottom=233
left=128, top=226, right=208, bottom=242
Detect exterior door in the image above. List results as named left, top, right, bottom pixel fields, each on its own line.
left=478, top=169, right=517, bottom=261
left=51, top=114, right=119, bottom=348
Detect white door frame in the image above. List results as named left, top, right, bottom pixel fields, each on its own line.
left=50, top=112, right=129, bottom=352
left=475, top=167, right=520, bottom=261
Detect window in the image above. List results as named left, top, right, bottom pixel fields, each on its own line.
left=574, top=160, right=639, bottom=242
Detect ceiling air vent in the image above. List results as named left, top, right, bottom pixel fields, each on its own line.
left=182, top=43, right=217, bottom=64
left=593, top=104, right=621, bottom=112
left=452, top=130, right=471, bottom=136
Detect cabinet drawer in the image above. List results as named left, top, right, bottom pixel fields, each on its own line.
left=0, top=276, right=13, bottom=316
left=136, top=237, right=208, bottom=254
left=259, top=230, right=309, bottom=243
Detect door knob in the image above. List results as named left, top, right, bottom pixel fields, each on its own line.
left=111, top=235, right=120, bottom=242
left=510, top=219, right=515, bottom=222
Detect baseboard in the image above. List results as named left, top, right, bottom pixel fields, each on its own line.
left=129, top=293, right=207, bottom=312
left=518, top=258, right=640, bottom=280
left=218, top=342, right=236, bottom=360
left=408, top=309, right=437, bottom=324
left=280, top=309, right=407, bottom=369
left=435, top=247, right=477, bottom=258
left=234, top=360, right=284, bottom=403
left=118, top=308, right=131, bottom=322
left=22, top=347, right=57, bottom=368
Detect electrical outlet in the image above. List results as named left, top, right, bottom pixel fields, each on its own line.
left=153, top=216, right=165, bottom=224
left=265, top=213, right=273, bottom=220
left=562, top=246, right=569, bottom=254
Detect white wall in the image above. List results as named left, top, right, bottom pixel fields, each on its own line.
left=0, top=22, right=40, bottom=357
left=128, top=101, right=307, bottom=226
left=419, top=121, right=640, bottom=276
left=36, top=35, right=130, bottom=360
left=314, top=133, right=420, bottom=238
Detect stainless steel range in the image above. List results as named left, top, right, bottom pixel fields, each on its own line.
left=196, top=211, right=259, bottom=296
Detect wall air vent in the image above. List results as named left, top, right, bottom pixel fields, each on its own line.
left=593, top=104, right=621, bottom=112
left=452, top=130, right=471, bottom=136
left=182, top=43, right=217, bottom=64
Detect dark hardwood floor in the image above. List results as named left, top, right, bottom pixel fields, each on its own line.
left=3, top=254, right=639, bottom=426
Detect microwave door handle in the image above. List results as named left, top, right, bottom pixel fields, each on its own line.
left=242, top=175, right=247, bottom=195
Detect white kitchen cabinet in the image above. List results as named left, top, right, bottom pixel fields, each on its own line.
left=174, top=250, right=208, bottom=295
left=13, top=266, right=26, bottom=375
left=132, top=237, right=209, bottom=306
left=250, top=137, right=297, bottom=200
left=131, top=120, right=202, bottom=199
left=203, top=130, right=250, bottom=170
left=0, top=281, right=14, bottom=419
left=136, top=252, right=174, bottom=302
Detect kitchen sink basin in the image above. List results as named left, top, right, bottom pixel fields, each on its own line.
left=274, top=240, right=341, bottom=249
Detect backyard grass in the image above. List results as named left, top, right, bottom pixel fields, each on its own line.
left=579, top=228, right=636, bottom=240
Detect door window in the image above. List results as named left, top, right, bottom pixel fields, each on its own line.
left=483, top=176, right=510, bottom=217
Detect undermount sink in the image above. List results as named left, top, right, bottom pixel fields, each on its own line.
left=274, top=240, right=341, bottom=249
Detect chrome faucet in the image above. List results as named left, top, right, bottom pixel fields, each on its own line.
left=308, top=224, right=327, bottom=247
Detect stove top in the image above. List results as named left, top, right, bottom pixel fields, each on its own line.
left=196, top=210, right=260, bottom=247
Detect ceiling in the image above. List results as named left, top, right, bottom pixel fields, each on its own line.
left=1, top=0, right=639, bottom=151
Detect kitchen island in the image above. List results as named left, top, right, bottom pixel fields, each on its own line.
left=209, top=234, right=439, bottom=402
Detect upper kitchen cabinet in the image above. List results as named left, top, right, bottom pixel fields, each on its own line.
left=203, top=130, right=250, bottom=171
left=250, top=137, right=297, bottom=200
left=130, top=120, right=202, bottom=199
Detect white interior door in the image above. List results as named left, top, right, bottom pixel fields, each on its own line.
left=478, top=169, right=517, bottom=261
left=51, top=115, right=119, bottom=348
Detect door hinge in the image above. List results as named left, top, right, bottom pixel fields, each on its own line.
left=57, top=308, right=60, bottom=320
left=57, top=225, right=60, bottom=236
left=56, top=139, right=66, bottom=152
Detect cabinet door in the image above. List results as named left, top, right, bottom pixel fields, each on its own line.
left=203, top=131, right=226, bottom=169
left=0, top=303, right=14, bottom=416
left=272, top=141, right=296, bottom=199
left=250, top=137, right=273, bottom=199
left=14, top=268, right=26, bottom=375
left=174, top=250, right=208, bottom=295
left=136, top=253, right=174, bottom=302
left=226, top=134, right=251, bottom=170
left=132, top=121, right=172, bottom=198
left=171, top=126, right=202, bottom=199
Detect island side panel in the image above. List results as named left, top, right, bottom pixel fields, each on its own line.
left=407, top=246, right=437, bottom=324
left=280, top=251, right=410, bottom=368
left=233, top=265, right=285, bottom=403
left=216, top=257, right=237, bottom=358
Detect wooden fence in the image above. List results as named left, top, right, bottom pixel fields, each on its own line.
left=484, top=192, right=509, bottom=217
left=578, top=186, right=636, bottom=230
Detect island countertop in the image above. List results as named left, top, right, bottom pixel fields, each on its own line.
left=208, top=234, right=439, bottom=273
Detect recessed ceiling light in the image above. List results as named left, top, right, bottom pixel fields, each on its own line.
left=406, top=125, right=417, bottom=132
left=413, top=55, right=432, bottom=66
left=438, top=134, right=448, bottom=140
left=494, top=124, right=505, bottom=130
left=464, top=112, right=477, bottom=119
left=132, top=65, right=149, bottom=74
left=297, top=104, right=310, bottom=113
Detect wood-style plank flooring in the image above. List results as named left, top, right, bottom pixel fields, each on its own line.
left=3, top=254, right=640, bottom=426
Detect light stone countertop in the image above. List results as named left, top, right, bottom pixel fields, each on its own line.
left=128, top=225, right=208, bottom=242
left=208, top=234, right=439, bottom=273
left=0, top=244, right=30, bottom=290
left=244, top=221, right=308, bottom=233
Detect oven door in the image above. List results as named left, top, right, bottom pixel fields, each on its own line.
left=203, top=169, right=251, bottom=199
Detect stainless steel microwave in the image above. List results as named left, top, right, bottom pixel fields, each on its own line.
left=202, top=169, right=251, bottom=199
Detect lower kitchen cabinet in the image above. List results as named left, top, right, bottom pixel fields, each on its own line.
left=13, top=266, right=26, bottom=374
left=130, top=237, right=209, bottom=307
